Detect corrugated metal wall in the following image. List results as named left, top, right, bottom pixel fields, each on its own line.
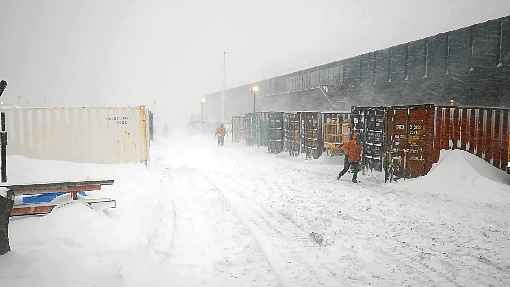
left=0, top=106, right=150, bottom=164
left=206, top=15, right=510, bottom=121
left=432, top=106, right=510, bottom=171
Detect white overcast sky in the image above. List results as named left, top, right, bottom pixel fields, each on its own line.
left=0, top=0, right=509, bottom=126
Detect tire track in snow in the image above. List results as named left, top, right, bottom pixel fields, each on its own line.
left=333, top=183, right=461, bottom=286
left=139, top=169, right=177, bottom=261
left=199, top=145, right=510, bottom=285
left=351, top=182, right=510, bottom=286
left=189, top=171, right=286, bottom=287
left=200, top=170, right=331, bottom=287
left=329, top=181, right=503, bottom=286
left=164, top=166, right=282, bottom=286
left=218, top=155, right=465, bottom=286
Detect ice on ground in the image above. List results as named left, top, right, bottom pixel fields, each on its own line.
left=0, top=134, right=509, bottom=287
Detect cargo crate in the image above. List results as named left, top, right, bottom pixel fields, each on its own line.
left=434, top=106, right=510, bottom=173
left=244, top=113, right=256, bottom=146
left=268, top=112, right=284, bottom=154
left=255, top=112, right=271, bottom=147
left=284, top=113, right=301, bottom=156
left=385, top=105, right=435, bottom=181
left=231, top=116, right=245, bottom=143
left=300, top=112, right=323, bottom=159
left=351, top=106, right=387, bottom=172
left=0, top=106, right=150, bottom=164
left=322, top=112, right=351, bottom=156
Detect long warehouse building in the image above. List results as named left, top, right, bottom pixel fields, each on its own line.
left=205, top=15, right=510, bottom=123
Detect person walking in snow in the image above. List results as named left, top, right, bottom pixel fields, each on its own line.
left=337, top=133, right=362, bottom=183
left=215, top=124, right=226, bottom=146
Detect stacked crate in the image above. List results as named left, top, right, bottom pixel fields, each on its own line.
left=385, top=105, right=435, bottom=181
left=300, top=112, right=323, bottom=159
left=231, top=116, right=245, bottom=143
left=268, top=112, right=284, bottom=154
left=244, top=113, right=256, bottom=146
left=322, top=112, right=351, bottom=156
left=284, top=113, right=301, bottom=156
left=351, top=107, right=387, bottom=172
left=231, top=102, right=510, bottom=180
left=255, top=112, right=271, bottom=147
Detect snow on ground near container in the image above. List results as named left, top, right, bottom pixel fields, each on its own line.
left=1, top=134, right=510, bottom=286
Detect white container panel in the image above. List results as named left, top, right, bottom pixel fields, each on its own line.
left=0, top=106, right=150, bottom=163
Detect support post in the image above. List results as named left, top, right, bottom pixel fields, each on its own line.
left=1, top=112, right=6, bottom=183
left=0, top=112, right=10, bottom=254
left=0, top=194, right=12, bottom=255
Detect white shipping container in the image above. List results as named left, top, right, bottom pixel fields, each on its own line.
left=0, top=106, right=150, bottom=163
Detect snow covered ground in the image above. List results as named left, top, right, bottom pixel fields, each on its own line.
left=1, top=133, right=510, bottom=286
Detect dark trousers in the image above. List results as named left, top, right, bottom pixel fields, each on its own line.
left=338, top=156, right=360, bottom=182
left=217, top=136, right=224, bottom=146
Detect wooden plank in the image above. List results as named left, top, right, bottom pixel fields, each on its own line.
left=12, top=184, right=102, bottom=195
left=2, top=179, right=114, bottom=189
left=10, top=198, right=116, bottom=217
left=10, top=204, right=56, bottom=216
left=3, top=180, right=114, bottom=196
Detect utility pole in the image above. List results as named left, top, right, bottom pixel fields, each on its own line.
left=201, top=97, right=206, bottom=123
left=222, top=51, right=227, bottom=123
left=0, top=79, right=10, bottom=256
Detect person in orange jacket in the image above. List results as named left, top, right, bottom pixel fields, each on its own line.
left=337, top=133, right=362, bottom=183
left=215, top=124, right=226, bottom=146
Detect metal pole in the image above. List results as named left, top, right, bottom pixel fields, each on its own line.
left=201, top=102, right=204, bottom=123
left=253, top=90, right=256, bottom=114
left=222, top=51, right=227, bottom=123
left=1, top=112, right=6, bottom=183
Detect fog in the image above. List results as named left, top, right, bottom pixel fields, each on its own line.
left=0, top=0, right=509, bottom=128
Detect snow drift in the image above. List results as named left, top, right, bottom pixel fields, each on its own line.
left=0, top=137, right=508, bottom=286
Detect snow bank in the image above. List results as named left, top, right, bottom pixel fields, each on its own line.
left=0, top=137, right=509, bottom=286
left=0, top=155, right=175, bottom=286
left=395, top=150, right=510, bottom=206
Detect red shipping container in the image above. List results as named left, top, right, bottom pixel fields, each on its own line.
left=444, top=108, right=450, bottom=150
left=387, top=105, right=435, bottom=179
left=452, top=108, right=459, bottom=149
left=460, top=109, right=468, bottom=150
left=501, top=111, right=509, bottom=172
left=485, top=110, right=493, bottom=162
left=476, top=109, right=485, bottom=157
left=493, top=110, right=501, bottom=169
left=469, top=109, right=476, bottom=154
left=432, top=107, right=442, bottom=162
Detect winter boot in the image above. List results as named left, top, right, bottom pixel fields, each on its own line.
left=352, top=172, right=358, bottom=183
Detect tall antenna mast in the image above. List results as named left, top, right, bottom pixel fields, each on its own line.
left=222, top=51, right=227, bottom=123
